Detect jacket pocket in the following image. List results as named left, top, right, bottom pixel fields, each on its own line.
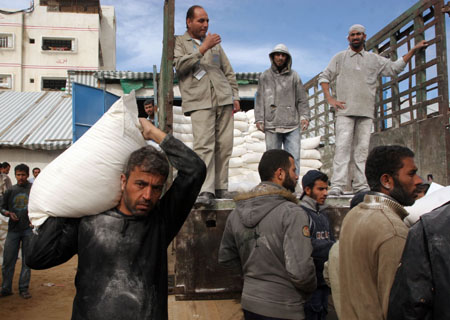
left=274, top=105, right=297, bottom=126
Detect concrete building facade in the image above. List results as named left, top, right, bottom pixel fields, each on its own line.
left=0, top=0, right=115, bottom=92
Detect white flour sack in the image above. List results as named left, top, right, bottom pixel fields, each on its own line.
left=29, top=91, right=147, bottom=228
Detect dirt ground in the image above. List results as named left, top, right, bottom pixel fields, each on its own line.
left=0, top=255, right=335, bottom=320
left=0, top=256, right=243, bottom=320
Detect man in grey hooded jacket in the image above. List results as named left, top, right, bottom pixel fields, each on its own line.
left=255, top=44, right=310, bottom=173
left=219, top=149, right=316, bottom=320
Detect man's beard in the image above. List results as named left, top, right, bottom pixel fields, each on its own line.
left=390, top=177, right=417, bottom=206
left=282, top=175, right=296, bottom=193
left=350, top=40, right=364, bottom=50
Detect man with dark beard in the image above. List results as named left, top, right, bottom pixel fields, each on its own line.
left=219, top=149, right=316, bottom=320
left=319, top=24, right=427, bottom=196
left=339, top=145, right=423, bottom=320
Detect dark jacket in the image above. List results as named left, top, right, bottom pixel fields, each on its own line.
left=26, top=135, right=206, bottom=320
left=219, top=182, right=316, bottom=320
left=387, top=201, right=450, bottom=320
left=300, top=195, right=335, bottom=286
left=1, top=181, right=32, bottom=232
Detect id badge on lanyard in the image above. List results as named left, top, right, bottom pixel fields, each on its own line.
left=192, top=40, right=206, bottom=80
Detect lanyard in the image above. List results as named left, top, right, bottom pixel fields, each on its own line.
left=191, top=38, right=202, bottom=50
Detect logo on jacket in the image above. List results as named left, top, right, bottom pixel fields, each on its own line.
left=302, top=225, right=310, bottom=237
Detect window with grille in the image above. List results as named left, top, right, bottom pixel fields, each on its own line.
left=42, top=37, right=76, bottom=52
left=0, top=74, right=12, bottom=89
left=42, top=78, right=66, bottom=91
left=0, top=34, right=13, bottom=49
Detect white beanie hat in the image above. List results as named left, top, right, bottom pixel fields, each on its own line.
left=349, top=24, right=366, bottom=34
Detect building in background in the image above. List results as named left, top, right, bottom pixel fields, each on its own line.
left=0, top=0, right=115, bottom=92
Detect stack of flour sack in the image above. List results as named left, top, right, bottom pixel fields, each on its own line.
left=172, top=107, right=322, bottom=193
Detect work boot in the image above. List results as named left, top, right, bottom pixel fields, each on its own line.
left=195, top=192, right=215, bottom=206
left=215, top=189, right=236, bottom=199
left=19, top=291, right=32, bottom=299
left=328, top=187, right=343, bottom=196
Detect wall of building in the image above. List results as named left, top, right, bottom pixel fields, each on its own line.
left=0, top=11, right=24, bottom=91
left=1, top=148, right=64, bottom=182
left=99, top=6, right=116, bottom=70
left=0, top=3, right=116, bottom=92
left=22, top=5, right=100, bottom=91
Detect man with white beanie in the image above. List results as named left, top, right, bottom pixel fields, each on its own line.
left=255, top=43, right=310, bottom=174
left=319, top=24, right=428, bottom=196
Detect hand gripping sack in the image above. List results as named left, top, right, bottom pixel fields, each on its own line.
left=28, top=91, right=147, bottom=228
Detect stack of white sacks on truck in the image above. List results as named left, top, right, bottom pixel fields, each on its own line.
left=172, top=106, right=322, bottom=193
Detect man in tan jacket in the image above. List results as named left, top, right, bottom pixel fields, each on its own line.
left=339, top=145, right=422, bottom=319
left=174, top=5, right=240, bottom=205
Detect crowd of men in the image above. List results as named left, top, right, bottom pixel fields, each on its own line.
left=0, top=4, right=448, bottom=320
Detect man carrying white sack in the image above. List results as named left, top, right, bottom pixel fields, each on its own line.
left=255, top=43, right=310, bottom=174
left=26, top=119, right=206, bottom=320
left=319, top=24, right=428, bottom=196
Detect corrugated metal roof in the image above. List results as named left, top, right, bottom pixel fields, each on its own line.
left=66, top=70, right=97, bottom=94
left=95, top=70, right=261, bottom=82
left=0, top=91, right=72, bottom=151
left=236, top=72, right=261, bottom=81
left=96, top=71, right=154, bottom=80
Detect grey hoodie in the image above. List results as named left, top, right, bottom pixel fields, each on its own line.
left=219, top=182, right=316, bottom=319
left=255, top=44, right=310, bottom=131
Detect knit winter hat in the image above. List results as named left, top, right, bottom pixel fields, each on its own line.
left=349, top=24, right=366, bottom=34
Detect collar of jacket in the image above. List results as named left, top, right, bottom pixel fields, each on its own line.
left=301, top=195, right=328, bottom=212
left=270, top=63, right=290, bottom=75
left=180, top=31, right=194, bottom=42
left=348, top=46, right=366, bottom=57
left=234, top=181, right=298, bottom=204
left=362, top=191, right=409, bottom=220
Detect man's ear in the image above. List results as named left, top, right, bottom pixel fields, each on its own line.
left=271, top=167, right=285, bottom=185
left=276, top=167, right=285, bottom=181
left=304, top=186, right=312, bottom=197
left=120, top=174, right=127, bottom=192
left=380, top=173, right=393, bottom=191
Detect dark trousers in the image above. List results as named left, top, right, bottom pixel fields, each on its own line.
left=243, top=309, right=289, bottom=320
left=1, top=228, right=32, bottom=294
left=305, top=285, right=330, bottom=320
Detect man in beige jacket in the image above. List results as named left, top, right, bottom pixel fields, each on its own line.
left=339, top=145, right=422, bottom=319
left=174, top=5, right=240, bottom=205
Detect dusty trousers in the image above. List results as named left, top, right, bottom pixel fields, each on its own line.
left=331, top=115, right=371, bottom=192
left=190, top=87, right=233, bottom=194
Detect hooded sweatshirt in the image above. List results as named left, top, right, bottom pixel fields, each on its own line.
left=255, top=44, right=310, bottom=131
left=299, top=195, right=335, bottom=287
left=219, top=182, right=316, bottom=320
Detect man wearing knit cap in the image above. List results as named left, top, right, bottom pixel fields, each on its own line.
left=255, top=43, right=310, bottom=175
left=319, top=24, right=428, bottom=196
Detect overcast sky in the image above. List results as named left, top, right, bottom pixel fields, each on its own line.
left=1, top=0, right=447, bottom=82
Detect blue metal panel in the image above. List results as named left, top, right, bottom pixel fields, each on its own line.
left=72, top=83, right=120, bottom=142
